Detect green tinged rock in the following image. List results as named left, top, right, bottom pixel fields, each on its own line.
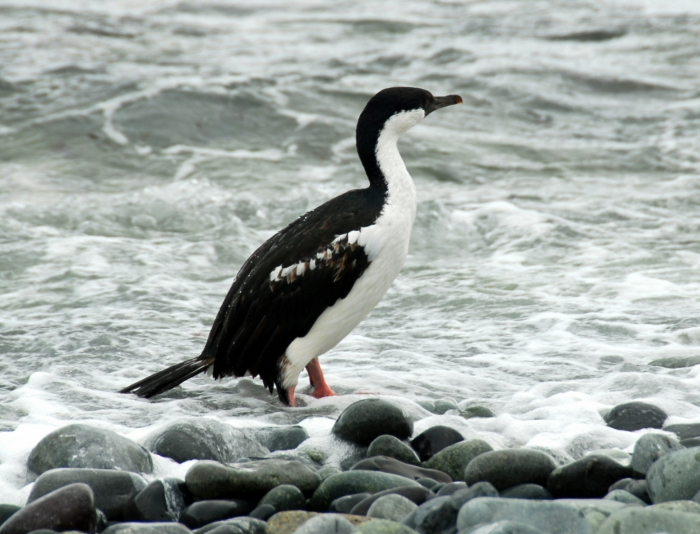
left=367, top=435, right=421, bottom=466
left=423, top=439, right=492, bottom=481
left=308, top=471, right=420, bottom=511
left=185, top=460, right=320, bottom=501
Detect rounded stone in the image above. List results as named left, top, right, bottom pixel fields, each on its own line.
left=466, top=521, right=541, bottom=534
left=0, top=505, right=20, bottom=527
left=290, top=514, right=353, bottom=534
left=146, top=419, right=268, bottom=464
left=101, top=523, right=192, bottom=534
left=123, top=478, right=190, bottom=522
left=423, top=439, right=493, bottom=481
left=249, top=504, right=277, bottom=521
left=316, top=466, right=342, bottom=481
left=608, top=478, right=650, bottom=503
left=185, top=459, right=320, bottom=501
left=456, top=497, right=590, bottom=534
left=179, top=500, right=253, bottom=529
left=352, top=519, right=417, bottom=534
left=460, top=406, right=496, bottom=419
left=436, top=482, right=468, bottom=496
left=349, top=486, right=435, bottom=516
left=604, top=402, right=667, bottom=432
left=410, top=426, right=464, bottom=462
left=367, top=494, right=417, bottom=522
left=501, top=484, right=553, bottom=500
left=28, top=424, right=153, bottom=475
left=259, top=484, right=307, bottom=512
left=367, top=435, right=420, bottom=466
left=332, top=399, right=412, bottom=447
left=631, top=432, right=682, bottom=475
left=646, top=447, right=700, bottom=503
left=350, top=456, right=451, bottom=483
left=663, top=422, right=700, bottom=441
left=27, top=468, right=148, bottom=521
left=194, top=517, right=267, bottom=534
left=603, top=489, right=646, bottom=505
left=253, top=426, right=309, bottom=452
left=464, top=449, right=557, bottom=491
left=0, top=483, right=96, bottom=534
left=652, top=500, right=700, bottom=514
left=547, top=455, right=635, bottom=498
left=329, top=494, right=371, bottom=514
left=596, top=507, right=700, bottom=534
left=308, top=471, right=421, bottom=511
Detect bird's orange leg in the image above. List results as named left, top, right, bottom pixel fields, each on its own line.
left=286, top=385, right=296, bottom=407
left=306, top=358, right=336, bottom=399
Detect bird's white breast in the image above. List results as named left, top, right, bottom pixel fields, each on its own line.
left=280, top=110, right=423, bottom=388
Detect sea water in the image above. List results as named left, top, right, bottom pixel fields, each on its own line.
left=1, top=0, right=700, bottom=504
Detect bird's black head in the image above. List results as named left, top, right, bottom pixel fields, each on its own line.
left=356, top=87, right=462, bottom=188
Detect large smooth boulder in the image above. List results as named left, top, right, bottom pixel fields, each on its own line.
left=596, top=507, right=700, bottom=534
left=631, top=432, right=682, bottom=475
left=646, top=447, right=700, bottom=503
left=146, top=419, right=268, bottom=464
left=0, top=483, right=96, bottom=534
left=185, top=460, right=320, bottom=501
left=604, top=402, right=667, bottom=432
left=367, top=435, right=420, bottom=466
left=332, top=399, right=413, bottom=447
left=456, top=497, right=590, bottom=534
left=423, top=439, right=493, bottom=481
left=464, top=449, right=556, bottom=491
left=28, top=424, right=153, bottom=475
left=351, top=456, right=451, bottom=483
left=27, top=468, right=147, bottom=521
left=308, top=471, right=421, bottom=511
left=410, top=426, right=464, bottom=462
left=547, top=455, right=634, bottom=498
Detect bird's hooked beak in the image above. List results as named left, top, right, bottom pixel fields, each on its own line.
left=425, top=94, right=463, bottom=116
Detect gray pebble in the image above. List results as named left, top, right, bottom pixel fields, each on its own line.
left=291, top=514, right=353, bottom=534
left=367, top=494, right=417, bottom=522
left=646, top=447, right=700, bottom=503
left=603, top=490, right=646, bottom=505
left=631, top=433, right=682, bottom=475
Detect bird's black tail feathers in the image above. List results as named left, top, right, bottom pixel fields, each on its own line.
left=119, top=357, right=213, bottom=398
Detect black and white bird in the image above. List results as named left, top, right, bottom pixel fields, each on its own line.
left=120, top=87, right=462, bottom=407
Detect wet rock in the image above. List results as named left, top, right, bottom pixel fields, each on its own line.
left=102, top=523, right=191, bottom=534
left=416, top=477, right=439, bottom=489
left=460, top=406, right=496, bottom=419
left=259, top=484, right=307, bottom=512
left=419, top=398, right=458, bottom=415
left=466, top=522, right=541, bottom=534
left=464, top=448, right=556, bottom=491
left=630, top=432, right=682, bottom=475
left=646, top=447, right=700, bottom=502
left=179, top=500, right=253, bottom=529
left=193, top=517, right=266, bottom=534
left=27, top=424, right=153, bottom=475
left=423, top=439, right=493, bottom=481
left=146, top=419, right=268, bottom=464
left=456, top=497, right=588, bottom=534
left=329, top=494, right=371, bottom=514
left=608, top=478, right=650, bottom=503
left=308, top=471, right=420, bottom=511
left=402, top=482, right=497, bottom=534
left=248, top=504, right=276, bottom=521
left=0, top=483, right=96, bottom=534
left=352, top=519, right=417, bottom=534
left=0, top=505, right=20, bottom=527
left=604, top=402, right=667, bottom=432
left=596, top=507, right=700, bottom=534
left=351, top=456, right=451, bottom=484
left=367, top=494, right=417, bottom=522
left=123, top=478, right=191, bottom=522
left=555, top=499, right=628, bottom=532
left=652, top=500, right=700, bottom=514
left=350, top=486, right=435, bottom=516
left=265, top=511, right=370, bottom=534
left=253, top=426, right=309, bottom=452
left=316, top=466, right=342, bottom=481
left=410, top=426, right=464, bottom=463
left=603, top=489, right=646, bottom=505
left=663, top=422, right=700, bottom=440
left=367, top=435, right=420, bottom=466
left=649, top=355, right=700, bottom=369
left=27, top=468, right=147, bottom=521
left=332, top=399, right=413, bottom=447
left=436, top=482, right=468, bottom=496
left=185, top=460, right=320, bottom=501
left=547, top=455, right=634, bottom=498
left=291, top=514, right=354, bottom=534
left=500, top=484, right=553, bottom=500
